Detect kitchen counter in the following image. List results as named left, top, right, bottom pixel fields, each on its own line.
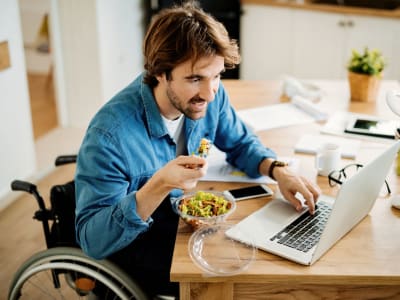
left=242, top=0, right=400, bottom=19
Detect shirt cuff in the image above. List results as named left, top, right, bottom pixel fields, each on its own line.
left=116, top=192, right=152, bottom=229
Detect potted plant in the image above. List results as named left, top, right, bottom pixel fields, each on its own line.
left=347, top=47, right=386, bottom=102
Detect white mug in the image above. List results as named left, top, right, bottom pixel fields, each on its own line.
left=315, top=143, right=341, bottom=176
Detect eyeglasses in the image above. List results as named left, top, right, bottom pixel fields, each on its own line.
left=328, top=163, right=391, bottom=196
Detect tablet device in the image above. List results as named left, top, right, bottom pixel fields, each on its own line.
left=344, top=117, right=398, bottom=139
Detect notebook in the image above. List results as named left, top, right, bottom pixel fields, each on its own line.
left=294, top=134, right=361, bottom=159
left=226, top=141, right=400, bottom=265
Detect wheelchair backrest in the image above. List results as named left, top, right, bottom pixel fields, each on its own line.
left=49, top=180, right=78, bottom=248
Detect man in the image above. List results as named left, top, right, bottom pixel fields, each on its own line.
left=75, top=1, right=321, bottom=298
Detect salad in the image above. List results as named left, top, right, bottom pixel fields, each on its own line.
left=197, top=138, right=211, bottom=158
left=178, top=191, right=232, bottom=218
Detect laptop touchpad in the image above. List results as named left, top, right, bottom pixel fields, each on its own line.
left=261, top=199, right=301, bottom=224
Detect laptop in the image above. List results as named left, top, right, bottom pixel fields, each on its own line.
left=226, top=140, right=400, bottom=265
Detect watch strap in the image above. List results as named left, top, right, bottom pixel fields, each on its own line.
left=268, top=160, right=288, bottom=180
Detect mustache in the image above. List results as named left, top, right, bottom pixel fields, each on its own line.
left=190, top=97, right=206, bottom=103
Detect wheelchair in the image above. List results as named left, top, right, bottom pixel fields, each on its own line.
left=8, top=155, right=149, bottom=300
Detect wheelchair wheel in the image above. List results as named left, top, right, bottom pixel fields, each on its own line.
left=8, top=247, right=148, bottom=300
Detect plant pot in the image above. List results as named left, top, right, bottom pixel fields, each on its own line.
left=348, top=71, right=382, bottom=102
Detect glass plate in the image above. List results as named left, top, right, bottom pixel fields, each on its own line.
left=188, top=223, right=256, bottom=276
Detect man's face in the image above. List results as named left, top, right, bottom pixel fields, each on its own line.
left=156, top=55, right=225, bottom=120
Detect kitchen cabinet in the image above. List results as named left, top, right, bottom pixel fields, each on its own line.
left=240, top=5, right=294, bottom=80
left=291, top=9, right=344, bottom=79
left=241, top=4, right=400, bottom=80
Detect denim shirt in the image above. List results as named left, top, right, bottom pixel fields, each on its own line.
left=75, top=73, right=276, bottom=259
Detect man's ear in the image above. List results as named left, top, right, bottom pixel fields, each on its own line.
left=155, top=73, right=166, bottom=84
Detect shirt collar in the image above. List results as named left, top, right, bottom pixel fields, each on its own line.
left=140, top=74, right=168, bottom=138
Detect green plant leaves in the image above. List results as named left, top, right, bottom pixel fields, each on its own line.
left=347, top=47, right=386, bottom=76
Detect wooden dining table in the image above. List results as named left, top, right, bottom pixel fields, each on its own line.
left=170, top=79, right=400, bottom=300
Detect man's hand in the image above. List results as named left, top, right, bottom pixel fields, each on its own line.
left=160, top=155, right=208, bottom=190
left=136, top=155, right=208, bottom=220
left=260, top=158, right=321, bottom=214
left=274, top=166, right=321, bottom=214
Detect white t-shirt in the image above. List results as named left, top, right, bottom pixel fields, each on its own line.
left=161, top=114, right=186, bottom=156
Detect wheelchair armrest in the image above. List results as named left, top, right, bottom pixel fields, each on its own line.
left=55, top=155, right=77, bottom=166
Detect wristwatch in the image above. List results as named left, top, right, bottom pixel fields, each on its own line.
left=268, top=160, right=288, bottom=180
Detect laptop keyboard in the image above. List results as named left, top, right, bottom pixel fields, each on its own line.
left=270, top=202, right=332, bottom=253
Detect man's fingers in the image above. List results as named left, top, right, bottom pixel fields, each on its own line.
left=301, top=177, right=322, bottom=203
left=297, top=177, right=322, bottom=214
left=176, top=156, right=208, bottom=179
left=281, top=191, right=304, bottom=212
left=280, top=177, right=320, bottom=214
left=177, top=155, right=206, bottom=168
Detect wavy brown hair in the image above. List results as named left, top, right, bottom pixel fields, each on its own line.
left=143, top=1, right=241, bottom=87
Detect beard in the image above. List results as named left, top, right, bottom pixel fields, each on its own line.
left=166, top=83, right=208, bottom=120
